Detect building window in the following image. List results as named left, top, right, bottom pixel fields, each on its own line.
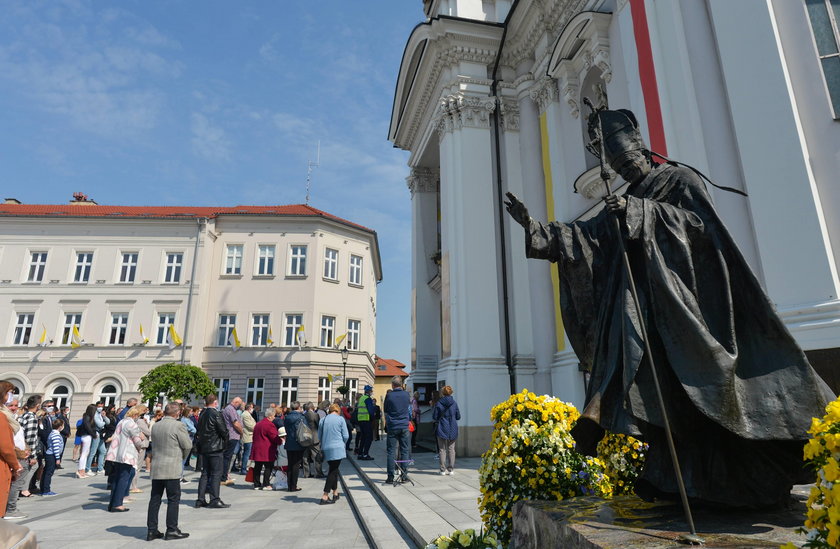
left=251, top=314, right=270, bottom=346
left=97, top=383, right=120, bottom=407
left=349, top=254, right=363, bottom=286
left=156, top=313, right=176, bottom=345
left=347, top=319, right=361, bottom=351
left=320, top=315, right=335, bottom=348
left=61, top=313, right=82, bottom=345
left=109, top=313, right=129, bottom=345
left=27, top=252, right=47, bottom=282
left=50, top=384, right=72, bottom=410
left=246, top=378, right=265, bottom=408
left=218, top=314, right=236, bottom=346
left=13, top=313, right=34, bottom=346
left=348, top=379, right=358, bottom=404
left=284, top=314, right=303, bottom=346
left=318, top=377, right=331, bottom=403
left=225, top=245, right=243, bottom=275
left=280, top=377, right=298, bottom=407
left=806, top=0, right=840, bottom=116
left=73, top=252, right=93, bottom=283
left=289, top=245, right=307, bottom=276
left=323, top=248, right=338, bottom=280
left=164, top=253, right=183, bottom=283
left=213, top=378, right=230, bottom=408
left=257, top=245, right=275, bottom=275
left=119, top=253, right=138, bottom=283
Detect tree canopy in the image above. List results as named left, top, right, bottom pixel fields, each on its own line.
left=138, top=362, right=216, bottom=403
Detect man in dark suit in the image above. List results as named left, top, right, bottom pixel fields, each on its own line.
left=194, top=394, right=230, bottom=509
left=146, top=403, right=192, bottom=541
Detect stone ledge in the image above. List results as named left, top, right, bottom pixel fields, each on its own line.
left=512, top=488, right=809, bottom=549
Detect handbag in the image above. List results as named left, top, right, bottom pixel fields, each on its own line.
left=408, top=421, right=415, bottom=433
left=297, top=420, right=315, bottom=447
left=245, top=466, right=254, bottom=483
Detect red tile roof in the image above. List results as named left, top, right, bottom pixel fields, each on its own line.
left=374, top=357, right=408, bottom=377
left=0, top=203, right=374, bottom=233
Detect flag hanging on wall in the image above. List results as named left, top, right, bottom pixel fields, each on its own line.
left=37, top=325, right=47, bottom=347
left=71, top=325, right=83, bottom=349
left=267, top=326, right=274, bottom=346
left=167, top=324, right=182, bottom=350
left=296, top=326, right=306, bottom=348
left=228, top=327, right=241, bottom=351
left=140, top=323, right=150, bottom=345
left=334, top=333, right=347, bottom=349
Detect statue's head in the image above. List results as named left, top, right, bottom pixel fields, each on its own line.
left=587, top=108, right=651, bottom=184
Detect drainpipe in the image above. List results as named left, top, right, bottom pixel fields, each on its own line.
left=490, top=0, right=521, bottom=395
left=180, top=218, right=205, bottom=365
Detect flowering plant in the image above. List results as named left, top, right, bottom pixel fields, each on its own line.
left=425, top=528, right=502, bottom=549
left=596, top=432, right=648, bottom=495
left=478, top=390, right=612, bottom=546
left=781, top=398, right=840, bottom=549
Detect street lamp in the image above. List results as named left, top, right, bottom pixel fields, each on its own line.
left=341, top=346, right=349, bottom=401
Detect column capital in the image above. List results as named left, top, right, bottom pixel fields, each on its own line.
left=435, top=93, right=497, bottom=140
left=529, top=76, right=560, bottom=115
left=406, top=167, right=439, bottom=196
left=499, top=98, right=520, bottom=132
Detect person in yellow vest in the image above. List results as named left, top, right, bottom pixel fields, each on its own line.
left=355, top=386, right=375, bottom=460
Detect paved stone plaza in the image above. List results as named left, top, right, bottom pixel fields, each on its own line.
left=7, top=439, right=483, bottom=548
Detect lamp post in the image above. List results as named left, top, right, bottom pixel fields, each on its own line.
left=340, top=346, right=349, bottom=399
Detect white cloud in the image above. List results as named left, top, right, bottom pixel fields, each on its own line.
left=190, top=113, right=231, bottom=162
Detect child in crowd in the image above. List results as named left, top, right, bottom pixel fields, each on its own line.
left=42, top=418, right=65, bottom=496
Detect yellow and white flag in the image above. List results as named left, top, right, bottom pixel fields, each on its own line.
left=327, top=373, right=333, bottom=383
left=296, top=325, right=306, bottom=348
left=140, top=323, right=149, bottom=345
left=37, top=325, right=47, bottom=347
left=266, top=326, right=274, bottom=346
left=334, top=333, right=347, bottom=349
left=227, top=327, right=241, bottom=351
left=167, top=324, right=182, bottom=350
left=70, top=325, right=83, bottom=349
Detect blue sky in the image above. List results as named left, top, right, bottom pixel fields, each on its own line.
left=0, top=0, right=423, bottom=366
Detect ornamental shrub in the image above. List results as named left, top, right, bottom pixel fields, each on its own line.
left=138, top=362, right=216, bottom=403
left=478, top=390, right=612, bottom=546
left=596, top=432, right=648, bottom=496
left=781, top=397, right=840, bottom=548
left=425, top=528, right=502, bottom=549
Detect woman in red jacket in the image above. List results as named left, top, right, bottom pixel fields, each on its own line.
left=250, top=407, right=280, bottom=490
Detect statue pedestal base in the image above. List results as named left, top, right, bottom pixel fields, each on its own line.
left=511, top=486, right=809, bottom=548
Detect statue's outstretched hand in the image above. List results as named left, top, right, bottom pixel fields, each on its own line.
left=605, top=194, right=626, bottom=214
left=505, top=192, right=530, bottom=228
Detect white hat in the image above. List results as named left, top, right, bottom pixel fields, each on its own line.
left=277, top=426, right=287, bottom=437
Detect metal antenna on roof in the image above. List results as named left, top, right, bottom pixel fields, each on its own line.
left=305, top=141, right=320, bottom=205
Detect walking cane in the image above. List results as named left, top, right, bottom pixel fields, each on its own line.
left=583, top=97, right=703, bottom=545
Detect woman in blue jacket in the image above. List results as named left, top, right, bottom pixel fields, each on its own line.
left=317, top=403, right=349, bottom=504
left=432, top=385, right=461, bottom=475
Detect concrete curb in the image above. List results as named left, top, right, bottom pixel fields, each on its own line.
left=339, top=470, right=377, bottom=549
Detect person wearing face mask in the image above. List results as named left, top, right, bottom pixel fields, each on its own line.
left=31, top=400, right=57, bottom=494
left=85, top=403, right=110, bottom=477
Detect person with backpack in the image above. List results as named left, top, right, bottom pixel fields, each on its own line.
left=282, top=401, right=306, bottom=492
left=32, top=400, right=57, bottom=494
left=432, top=385, right=461, bottom=475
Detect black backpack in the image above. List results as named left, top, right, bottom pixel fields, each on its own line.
left=37, top=416, right=52, bottom=451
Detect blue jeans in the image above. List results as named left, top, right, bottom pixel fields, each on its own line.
left=109, top=463, right=134, bottom=509
left=222, top=439, right=240, bottom=480
left=239, top=442, right=252, bottom=475
left=386, top=427, right=411, bottom=478
left=42, top=454, right=57, bottom=494
left=86, top=437, right=107, bottom=473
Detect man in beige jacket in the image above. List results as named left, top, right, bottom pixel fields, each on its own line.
left=238, top=402, right=256, bottom=476
left=146, top=403, right=192, bottom=541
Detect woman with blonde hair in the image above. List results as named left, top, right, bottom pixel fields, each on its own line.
left=105, top=405, right=145, bottom=512
left=432, top=385, right=461, bottom=475
left=130, top=405, right=150, bottom=493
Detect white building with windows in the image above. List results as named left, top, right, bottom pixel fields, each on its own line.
left=0, top=197, right=382, bottom=412
left=392, top=0, right=840, bottom=455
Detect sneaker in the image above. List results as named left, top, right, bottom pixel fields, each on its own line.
left=449, top=471, right=455, bottom=476
left=3, top=511, right=27, bottom=520
left=180, top=478, right=188, bottom=484
left=440, top=471, right=446, bottom=475
left=41, top=491, right=58, bottom=497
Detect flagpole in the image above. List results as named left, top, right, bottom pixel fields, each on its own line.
left=180, top=217, right=204, bottom=365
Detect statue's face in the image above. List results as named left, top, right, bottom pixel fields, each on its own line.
left=610, top=150, right=650, bottom=184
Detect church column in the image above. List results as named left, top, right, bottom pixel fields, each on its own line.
left=407, top=167, right=442, bottom=386
left=436, top=90, right=512, bottom=456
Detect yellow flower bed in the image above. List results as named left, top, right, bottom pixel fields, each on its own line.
left=781, top=398, right=840, bottom=549
left=478, top=390, right=612, bottom=545
left=596, top=432, right=648, bottom=496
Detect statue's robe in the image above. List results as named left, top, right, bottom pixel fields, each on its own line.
left=526, top=162, right=834, bottom=507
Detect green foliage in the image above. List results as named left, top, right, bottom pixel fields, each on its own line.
left=138, top=363, right=216, bottom=403
left=337, top=385, right=349, bottom=395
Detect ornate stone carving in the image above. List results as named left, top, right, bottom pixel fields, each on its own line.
left=435, top=93, right=497, bottom=139
left=529, top=76, right=559, bottom=114
left=406, top=167, right=439, bottom=196
left=499, top=98, right=520, bottom=132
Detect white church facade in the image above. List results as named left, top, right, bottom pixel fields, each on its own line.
left=391, top=0, right=840, bottom=455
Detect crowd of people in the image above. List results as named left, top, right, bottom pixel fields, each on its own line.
left=0, top=374, right=462, bottom=542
